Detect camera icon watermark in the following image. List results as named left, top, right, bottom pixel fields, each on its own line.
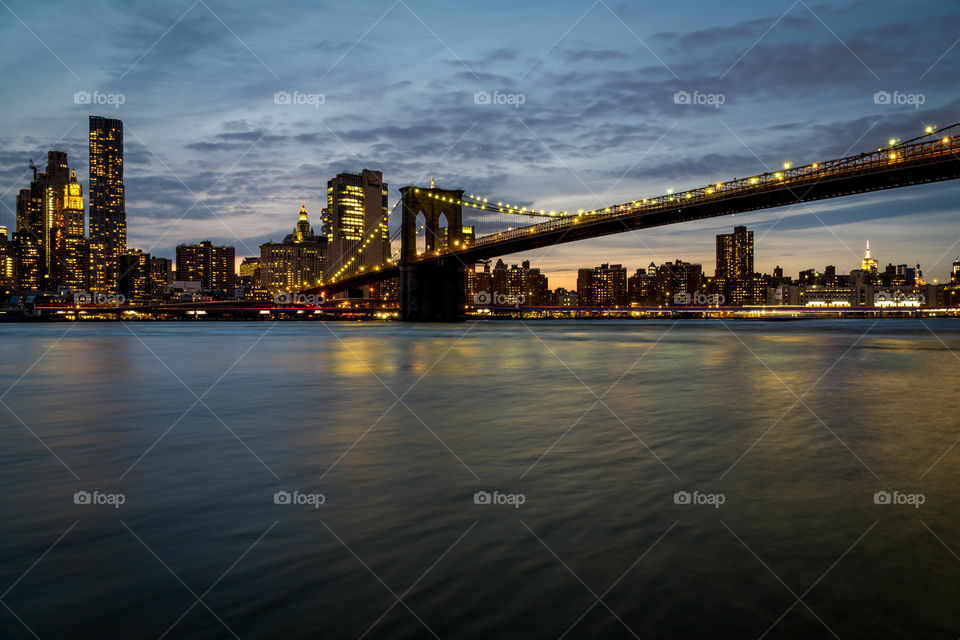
left=673, top=291, right=724, bottom=305
left=273, top=90, right=325, bottom=109
left=873, top=91, right=925, bottom=109
left=473, top=90, right=525, bottom=109
left=73, top=490, right=126, bottom=509
left=74, top=91, right=125, bottom=108
left=274, top=490, right=325, bottom=508
left=673, top=490, right=725, bottom=509
left=273, top=291, right=323, bottom=305
left=673, top=90, right=725, bottom=108
left=472, top=290, right=525, bottom=308
left=73, top=291, right=125, bottom=307
left=873, top=490, right=924, bottom=508
left=473, top=490, right=525, bottom=509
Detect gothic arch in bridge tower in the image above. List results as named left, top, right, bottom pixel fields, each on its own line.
left=399, top=186, right=464, bottom=262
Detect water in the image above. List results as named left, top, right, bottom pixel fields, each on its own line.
left=1, top=319, right=959, bottom=639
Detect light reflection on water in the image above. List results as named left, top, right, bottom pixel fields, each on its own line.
left=1, top=319, right=959, bottom=639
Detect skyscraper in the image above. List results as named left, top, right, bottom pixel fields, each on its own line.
left=324, top=170, right=390, bottom=280
left=88, top=116, right=125, bottom=293
left=62, top=170, right=88, bottom=291
left=14, top=151, right=72, bottom=290
left=716, top=225, right=754, bottom=279
left=715, top=225, right=760, bottom=305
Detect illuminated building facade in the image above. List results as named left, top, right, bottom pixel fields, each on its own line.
left=490, top=259, right=549, bottom=305
left=119, top=249, right=151, bottom=300
left=324, top=170, right=390, bottom=280
left=13, top=151, right=72, bottom=290
left=88, top=116, right=126, bottom=293
left=714, top=225, right=763, bottom=305
left=259, top=202, right=327, bottom=293
left=0, top=227, right=14, bottom=287
left=150, top=257, right=173, bottom=299
left=175, top=241, right=236, bottom=296
left=13, top=230, right=42, bottom=291
left=861, top=241, right=879, bottom=272
left=716, top=225, right=754, bottom=280
left=628, top=265, right=659, bottom=306
left=578, top=263, right=627, bottom=307
left=62, top=170, right=88, bottom=291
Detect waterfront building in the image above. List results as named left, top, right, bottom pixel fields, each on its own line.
left=88, top=116, right=126, bottom=292
left=119, top=249, right=151, bottom=300
left=578, top=263, right=627, bottom=307
left=176, top=241, right=236, bottom=297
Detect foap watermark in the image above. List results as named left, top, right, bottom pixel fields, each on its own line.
left=674, top=291, right=724, bottom=306
left=74, top=91, right=125, bottom=108
left=74, top=490, right=125, bottom=509
left=274, top=90, right=325, bottom=108
left=873, top=91, right=925, bottom=109
left=673, top=90, right=725, bottom=108
left=273, top=291, right=324, bottom=305
left=74, top=292, right=125, bottom=306
left=674, top=490, right=725, bottom=509
left=473, top=291, right=526, bottom=308
left=473, top=90, right=526, bottom=109
left=874, top=490, right=924, bottom=508
left=274, top=490, right=325, bottom=508
left=474, top=490, right=525, bottom=509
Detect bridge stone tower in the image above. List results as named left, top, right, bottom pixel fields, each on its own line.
left=399, top=185, right=466, bottom=322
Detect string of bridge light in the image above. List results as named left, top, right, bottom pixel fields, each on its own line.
left=414, top=189, right=573, bottom=218
left=333, top=122, right=959, bottom=275
left=472, top=121, right=960, bottom=243
left=326, top=203, right=401, bottom=283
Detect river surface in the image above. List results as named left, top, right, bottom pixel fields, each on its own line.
left=1, top=319, right=959, bottom=639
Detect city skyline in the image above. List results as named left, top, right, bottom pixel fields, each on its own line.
left=1, top=0, right=959, bottom=290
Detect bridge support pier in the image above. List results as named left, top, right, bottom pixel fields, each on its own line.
left=398, top=185, right=467, bottom=322
left=400, top=258, right=466, bottom=322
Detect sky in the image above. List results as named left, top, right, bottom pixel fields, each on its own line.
left=1, top=0, right=958, bottom=289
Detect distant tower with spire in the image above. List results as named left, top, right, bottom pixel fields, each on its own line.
left=861, top=240, right=878, bottom=272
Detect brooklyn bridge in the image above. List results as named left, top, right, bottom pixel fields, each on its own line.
left=304, top=123, right=960, bottom=321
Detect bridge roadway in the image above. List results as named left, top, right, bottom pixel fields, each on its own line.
left=312, top=129, right=960, bottom=296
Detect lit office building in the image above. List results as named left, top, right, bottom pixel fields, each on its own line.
left=14, top=151, right=72, bottom=290
left=490, top=259, right=549, bottom=305
left=119, top=249, right=151, bottom=300
left=176, top=241, right=236, bottom=297
left=149, top=257, right=173, bottom=299
left=62, top=170, right=88, bottom=290
left=0, top=227, right=14, bottom=287
left=715, top=225, right=763, bottom=305
left=89, top=116, right=126, bottom=293
left=259, top=202, right=327, bottom=293
left=577, top=263, right=628, bottom=307
left=324, top=170, right=390, bottom=280
left=13, top=230, right=42, bottom=291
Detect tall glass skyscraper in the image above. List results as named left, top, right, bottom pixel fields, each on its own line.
left=88, top=116, right=125, bottom=293
left=324, top=169, right=390, bottom=281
